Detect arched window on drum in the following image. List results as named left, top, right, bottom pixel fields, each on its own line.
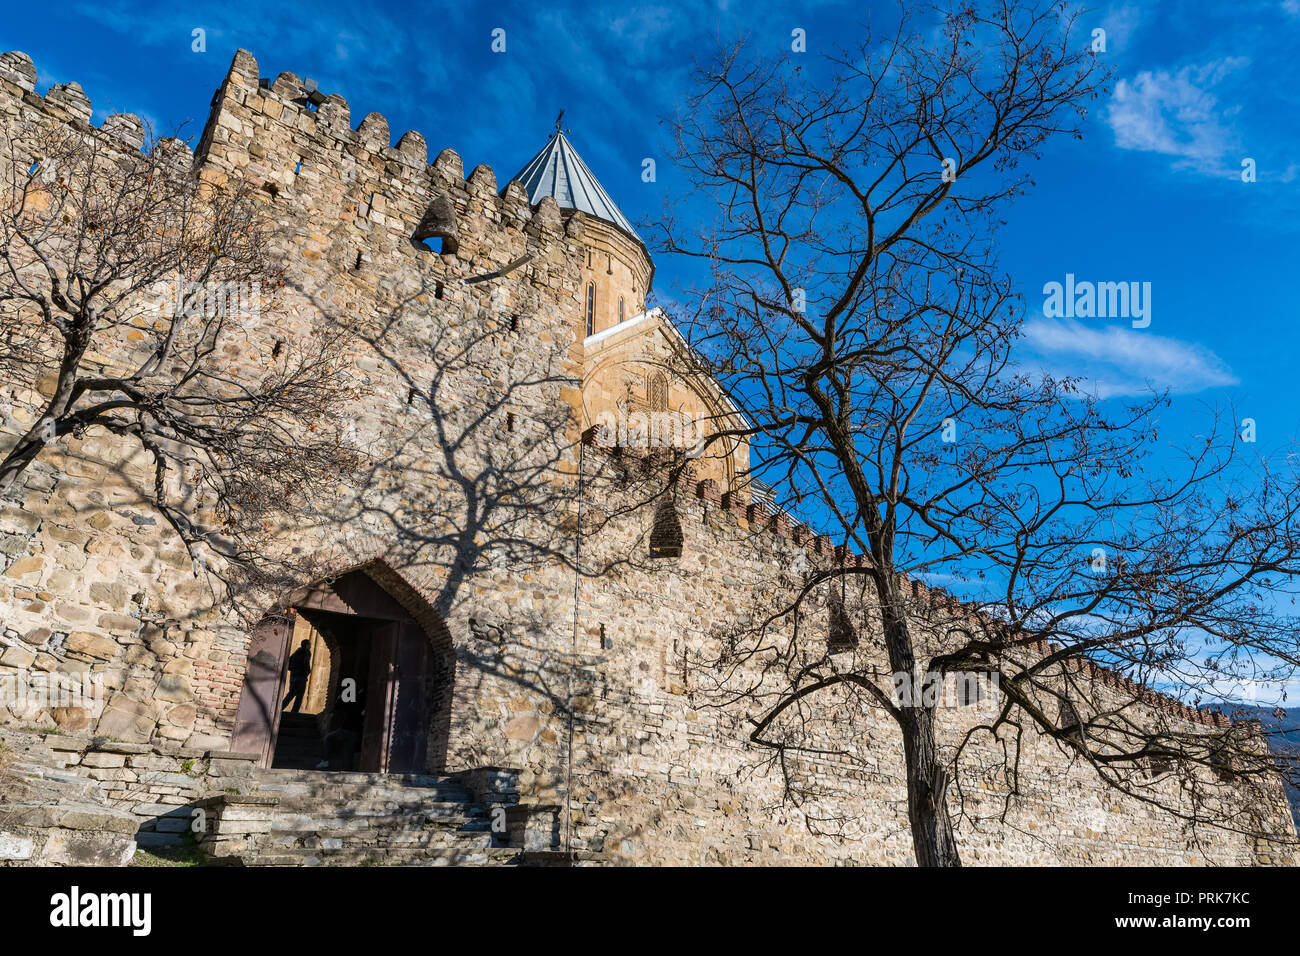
left=648, top=373, right=669, bottom=413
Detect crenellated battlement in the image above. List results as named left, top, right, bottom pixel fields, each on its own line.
left=190, top=49, right=583, bottom=272
left=581, top=432, right=1240, bottom=733
left=0, top=50, right=192, bottom=167
left=0, top=47, right=584, bottom=286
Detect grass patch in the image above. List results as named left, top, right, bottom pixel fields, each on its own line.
left=19, top=725, right=65, bottom=735
left=130, top=835, right=209, bottom=867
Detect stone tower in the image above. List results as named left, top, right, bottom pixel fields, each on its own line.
left=512, top=126, right=750, bottom=488
left=511, top=126, right=651, bottom=339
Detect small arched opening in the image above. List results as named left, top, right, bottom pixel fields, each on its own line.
left=647, top=372, right=669, bottom=413
left=412, top=191, right=459, bottom=257
left=827, top=593, right=859, bottom=654
left=649, top=498, right=684, bottom=559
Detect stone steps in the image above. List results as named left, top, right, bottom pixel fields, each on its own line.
left=201, top=768, right=519, bottom=866
left=268, top=801, right=488, bottom=820
left=255, top=783, right=475, bottom=806
left=263, top=824, right=493, bottom=850
left=247, top=844, right=522, bottom=867
left=255, top=768, right=463, bottom=787
left=0, top=728, right=139, bottom=866
left=0, top=729, right=101, bottom=801
left=269, top=714, right=326, bottom=770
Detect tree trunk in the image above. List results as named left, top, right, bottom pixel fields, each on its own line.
left=0, top=332, right=86, bottom=497
left=0, top=419, right=53, bottom=497
left=900, top=706, right=962, bottom=867
left=876, top=568, right=963, bottom=866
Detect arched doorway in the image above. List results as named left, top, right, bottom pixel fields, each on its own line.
left=229, top=566, right=453, bottom=774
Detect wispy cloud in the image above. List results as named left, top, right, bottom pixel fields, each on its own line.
left=1020, top=318, right=1238, bottom=399
left=1106, top=56, right=1248, bottom=176
left=1098, top=3, right=1143, bottom=53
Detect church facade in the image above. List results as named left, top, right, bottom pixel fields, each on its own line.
left=0, top=48, right=1294, bottom=866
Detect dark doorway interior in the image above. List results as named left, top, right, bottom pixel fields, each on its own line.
left=232, top=568, right=451, bottom=775
left=271, top=610, right=374, bottom=771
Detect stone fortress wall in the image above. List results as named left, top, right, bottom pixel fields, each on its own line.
left=0, top=48, right=1293, bottom=865
left=566, top=445, right=1297, bottom=864
left=0, top=44, right=588, bottom=762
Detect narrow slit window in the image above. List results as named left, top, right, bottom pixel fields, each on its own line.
left=956, top=673, right=984, bottom=707
left=585, top=283, right=595, bottom=337
left=827, top=594, right=858, bottom=653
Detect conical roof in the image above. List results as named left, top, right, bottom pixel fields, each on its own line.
left=510, top=129, right=640, bottom=240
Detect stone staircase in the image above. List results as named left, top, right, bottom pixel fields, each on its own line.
left=0, top=728, right=139, bottom=865
left=269, top=712, right=326, bottom=770
left=199, top=767, right=560, bottom=866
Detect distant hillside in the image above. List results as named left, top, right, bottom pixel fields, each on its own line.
left=1221, top=705, right=1300, bottom=831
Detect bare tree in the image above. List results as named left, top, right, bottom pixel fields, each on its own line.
left=658, top=1, right=1300, bottom=866
left=0, top=108, right=358, bottom=591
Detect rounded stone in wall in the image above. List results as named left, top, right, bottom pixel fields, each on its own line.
left=50, top=707, right=89, bottom=732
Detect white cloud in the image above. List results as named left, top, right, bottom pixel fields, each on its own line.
left=1020, top=318, right=1238, bottom=399
left=1153, top=659, right=1300, bottom=708
left=1099, top=3, right=1143, bottom=52
left=607, top=5, right=691, bottom=59
left=1106, top=57, right=1248, bottom=175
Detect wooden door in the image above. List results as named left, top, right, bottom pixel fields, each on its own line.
left=230, top=616, right=294, bottom=766
left=387, top=622, right=431, bottom=773
left=359, top=621, right=399, bottom=772
left=357, top=621, right=431, bottom=773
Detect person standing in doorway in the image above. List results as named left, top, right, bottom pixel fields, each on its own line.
left=281, top=639, right=311, bottom=712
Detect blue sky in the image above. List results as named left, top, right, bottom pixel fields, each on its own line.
left=4, top=3, right=1300, bottom=685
